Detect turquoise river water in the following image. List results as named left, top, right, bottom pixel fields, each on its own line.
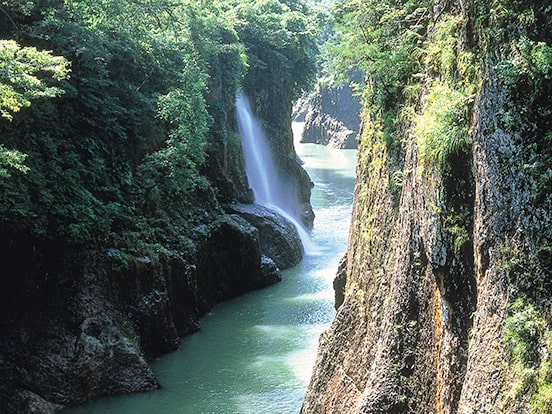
left=65, top=122, right=357, bottom=414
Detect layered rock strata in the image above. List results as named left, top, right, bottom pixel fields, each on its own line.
left=302, top=2, right=551, bottom=413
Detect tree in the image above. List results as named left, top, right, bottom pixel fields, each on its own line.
left=0, top=39, right=69, bottom=177
left=328, top=0, right=430, bottom=108
left=229, top=0, right=318, bottom=102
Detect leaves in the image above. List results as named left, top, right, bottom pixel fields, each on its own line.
left=0, top=39, right=70, bottom=120
left=0, top=0, right=317, bottom=251
left=0, top=39, right=69, bottom=177
left=0, top=144, right=28, bottom=178
left=230, top=0, right=318, bottom=101
left=415, top=82, right=472, bottom=165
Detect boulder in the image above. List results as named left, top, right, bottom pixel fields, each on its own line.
left=6, top=390, right=63, bottom=414
left=260, top=255, right=282, bottom=285
left=228, top=203, right=304, bottom=269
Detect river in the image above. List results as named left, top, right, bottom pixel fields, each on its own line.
left=64, top=122, right=357, bottom=414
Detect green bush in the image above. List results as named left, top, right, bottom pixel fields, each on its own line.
left=505, top=298, right=545, bottom=366
left=415, top=82, right=472, bottom=166
left=0, top=0, right=318, bottom=253
left=503, top=298, right=552, bottom=412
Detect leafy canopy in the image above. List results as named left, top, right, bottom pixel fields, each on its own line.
left=0, top=39, right=70, bottom=121
left=0, top=0, right=318, bottom=251
left=0, top=39, right=69, bottom=177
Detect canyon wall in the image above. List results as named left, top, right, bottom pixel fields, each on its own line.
left=299, top=79, right=361, bottom=149
left=0, top=1, right=316, bottom=412
left=303, top=1, right=552, bottom=413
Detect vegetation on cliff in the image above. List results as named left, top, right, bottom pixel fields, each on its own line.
left=0, top=0, right=317, bottom=253
left=0, top=0, right=318, bottom=411
left=303, top=0, right=552, bottom=413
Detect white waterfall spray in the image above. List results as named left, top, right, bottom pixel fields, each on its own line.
left=236, top=92, right=315, bottom=254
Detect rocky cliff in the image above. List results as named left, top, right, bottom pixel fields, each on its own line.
left=303, top=1, right=552, bottom=413
left=0, top=1, right=316, bottom=411
left=298, top=79, right=361, bottom=149
left=0, top=205, right=306, bottom=413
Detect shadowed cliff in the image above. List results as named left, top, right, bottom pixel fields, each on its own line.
left=0, top=0, right=317, bottom=412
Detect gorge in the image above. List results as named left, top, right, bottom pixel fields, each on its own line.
left=62, top=121, right=357, bottom=414
left=301, top=1, right=552, bottom=413
left=0, top=1, right=318, bottom=412
left=1, top=0, right=551, bottom=413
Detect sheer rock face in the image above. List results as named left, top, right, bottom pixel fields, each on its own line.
left=302, top=4, right=551, bottom=414
left=0, top=59, right=312, bottom=414
left=0, top=213, right=283, bottom=412
left=299, top=81, right=361, bottom=149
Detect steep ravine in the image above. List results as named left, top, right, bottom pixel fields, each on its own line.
left=302, top=2, right=552, bottom=413
left=0, top=204, right=305, bottom=413
left=0, top=92, right=311, bottom=414
left=0, top=0, right=319, bottom=410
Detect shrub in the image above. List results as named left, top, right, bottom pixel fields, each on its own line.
left=415, top=82, right=472, bottom=166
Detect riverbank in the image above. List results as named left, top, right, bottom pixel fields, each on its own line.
left=63, top=123, right=357, bottom=413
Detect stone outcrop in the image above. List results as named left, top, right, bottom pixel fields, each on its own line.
left=228, top=203, right=304, bottom=269
left=298, top=79, right=361, bottom=149
left=0, top=209, right=305, bottom=412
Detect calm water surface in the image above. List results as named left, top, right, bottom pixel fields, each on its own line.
left=65, top=122, right=357, bottom=414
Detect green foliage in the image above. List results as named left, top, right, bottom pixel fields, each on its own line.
left=414, top=12, right=476, bottom=168
left=473, top=1, right=552, bottom=103
left=0, top=145, right=29, bottom=178
left=506, top=298, right=545, bottom=365
left=327, top=0, right=430, bottom=110
left=0, top=0, right=318, bottom=253
left=425, top=16, right=461, bottom=78
left=0, top=39, right=70, bottom=120
left=158, top=86, right=209, bottom=168
left=449, top=223, right=470, bottom=258
left=503, top=298, right=552, bottom=412
left=184, top=0, right=247, bottom=113
left=0, top=39, right=69, bottom=177
left=229, top=0, right=318, bottom=101
left=497, top=37, right=552, bottom=87
left=328, top=3, right=478, bottom=164
left=415, top=82, right=472, bottom=166
left=531, top=383, right=552, bottom=413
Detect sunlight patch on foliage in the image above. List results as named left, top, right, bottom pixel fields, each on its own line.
left=415, top=82, right=472, bottom=166
left=0, top=39, right=70, bottom=120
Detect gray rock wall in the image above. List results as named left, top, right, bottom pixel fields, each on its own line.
left=0, top=210, right=302, bottom=412
left=300, top=80, right=361, bottom=149
left=301, top=2, right=552, bottom=413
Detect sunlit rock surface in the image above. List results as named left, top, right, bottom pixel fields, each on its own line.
left=298, top=80, right=361, bottom=149
left=228, top=203, right=304, bottom=269
left=302, top=3, right=552, bottom=414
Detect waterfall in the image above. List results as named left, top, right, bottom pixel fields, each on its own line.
left=236, top=92, right=314, bottom=253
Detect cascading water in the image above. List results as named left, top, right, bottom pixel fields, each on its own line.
left=62, top=119, right=358, bottom=414
left=236, top=92, right=315, bottom=253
